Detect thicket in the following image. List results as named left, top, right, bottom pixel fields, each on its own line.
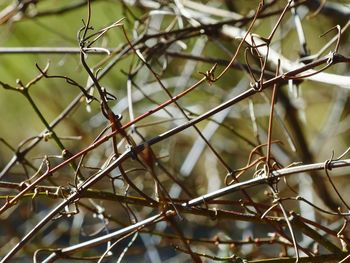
left=0, top=0, right=350, bottom=262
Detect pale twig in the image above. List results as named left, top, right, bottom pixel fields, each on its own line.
left=184, top=158, right=350, bottom=207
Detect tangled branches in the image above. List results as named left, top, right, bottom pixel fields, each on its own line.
left=0, top=0, right=350, bottom=262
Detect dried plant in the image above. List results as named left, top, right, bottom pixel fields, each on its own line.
left=0, top=0, right=350, bottom=262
